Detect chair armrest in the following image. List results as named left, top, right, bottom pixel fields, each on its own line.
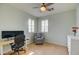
left=9, top=43, right=14, bottom=45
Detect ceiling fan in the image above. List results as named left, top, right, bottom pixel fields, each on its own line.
left=33, top=3, right=54, bottom=12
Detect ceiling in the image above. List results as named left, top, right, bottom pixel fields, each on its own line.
left=9, top=3, right=77, bottom=17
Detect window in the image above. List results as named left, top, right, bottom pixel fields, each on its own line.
left=41, top=20, right=48, bottom=32
left=28, top=19, right=34, bottom=32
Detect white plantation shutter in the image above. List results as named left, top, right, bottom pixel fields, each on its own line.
left=28, top=19, right=34, bottom=32
left=41, top=19, right=48, bottom=32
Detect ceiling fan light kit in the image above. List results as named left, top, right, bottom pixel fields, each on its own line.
left=40, top=3, right=47, bottom=12
left=40, top=6, right=47, bottom=12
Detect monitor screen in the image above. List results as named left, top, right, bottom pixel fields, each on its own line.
left=2, top=31, right=24, bottom=39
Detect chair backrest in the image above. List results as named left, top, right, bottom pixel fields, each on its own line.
left=34, top=33, right=44, bottom=39
left=14, top=34, right=25, bottom=47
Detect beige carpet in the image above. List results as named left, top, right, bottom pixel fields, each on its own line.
left=27, top=43, right=68, bottom=55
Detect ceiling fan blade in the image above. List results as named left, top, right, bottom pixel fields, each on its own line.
left=51, top=8, right=54, bottom=10
left=47, top=8, right=54, bottom=11
left=33, top=7, right=39, bottom=8
left=46, top=3, right=54, bottom=6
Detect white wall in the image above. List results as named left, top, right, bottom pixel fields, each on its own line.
left=76, top=4, right=79, bottom=35
left=76, top=4, right=79, bottom=26
left=0, top=4, right=37, bottom=53
left=38, top=10, right=76, bottom=46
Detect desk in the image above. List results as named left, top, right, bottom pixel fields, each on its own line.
left=0, top=40, right=14, bottom=55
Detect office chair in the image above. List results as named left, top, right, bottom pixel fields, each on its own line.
left=10, top=34, right=26, bottom=55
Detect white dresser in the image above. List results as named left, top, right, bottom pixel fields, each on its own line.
left=67, top=35, right=79, bottom=55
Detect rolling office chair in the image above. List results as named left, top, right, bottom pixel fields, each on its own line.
left=10, top=34, right=26, bottom=55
